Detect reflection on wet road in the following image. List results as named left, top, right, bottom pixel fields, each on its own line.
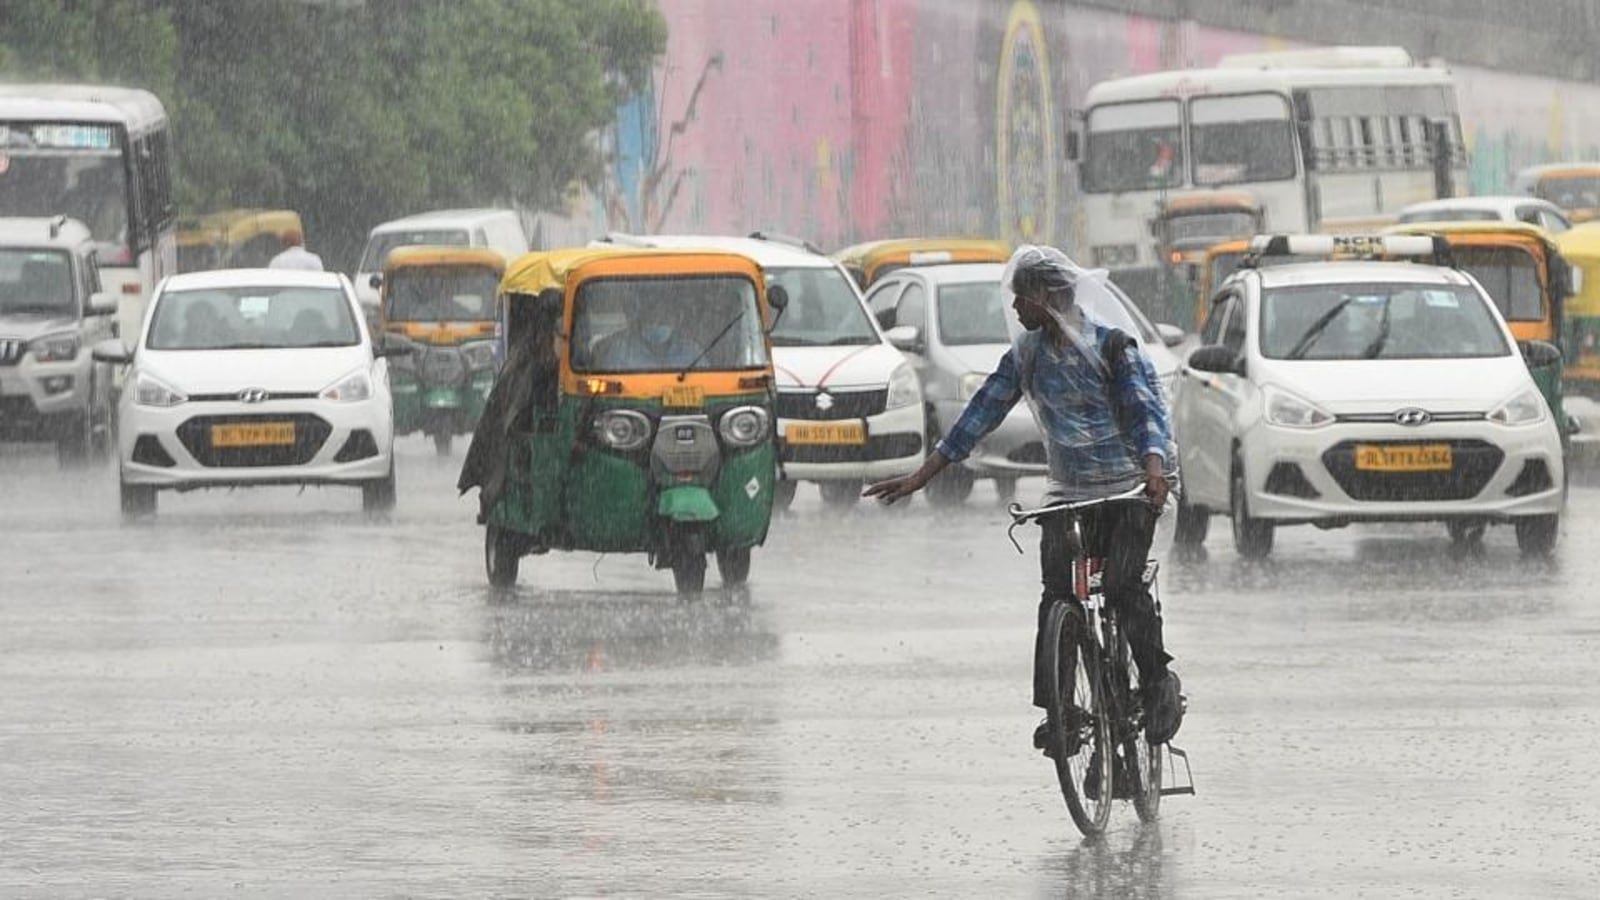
left=2, top=440, right=1598, bottom=897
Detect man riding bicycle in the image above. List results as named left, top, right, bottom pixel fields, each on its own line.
left=865, top=245, right=1185, bottom=749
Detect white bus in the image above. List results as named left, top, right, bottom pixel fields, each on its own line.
left=0, top=84, right=176, bottom=338
left=1069, top=46, right=1467, bottom=320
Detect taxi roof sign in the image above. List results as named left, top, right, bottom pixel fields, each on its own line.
left=1244, top=233, right=1454, bottom=268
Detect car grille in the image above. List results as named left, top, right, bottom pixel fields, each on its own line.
left=0, top=337, right=23, bottom=366
left=1321, top=439, right=1503, bottom=501
left=782, top=432, right=921, bottom=463
left=176, top=413, right=333, bottom=467
left=775, top=388, right=887, bottom=421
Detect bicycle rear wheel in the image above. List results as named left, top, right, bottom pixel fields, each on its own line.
left=1044, top=600, right=1112, bottom=836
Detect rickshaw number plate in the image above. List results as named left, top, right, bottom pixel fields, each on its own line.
left=1354, top=443, right=1452, bottom=472
left=787, top=421, right=866, bottom=445
left=663, top=384, right=705, bottom=407
left=212, top=422, right=296, bottom=448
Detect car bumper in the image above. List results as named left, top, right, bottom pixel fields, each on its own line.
left=778, top=400, right=924, bottom=482
left=1240, top=417, right=1565, bottom=523
left=0, top=354, right=93, bottom=439
left=117, top=397, right=394, bottom=488
left=933, top=400, right=1045, bottom=477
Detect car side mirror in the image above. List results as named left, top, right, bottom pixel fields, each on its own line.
left=1520, top=339, right=1562, bottom=370
left=1186, top=343, right=1243, bottom=375
left=87, top=291, right=117, bottom=316
left=1155, top=323, right=1186, bottom=348
left=368, top=273, right=383, bottom=290
left=375, top=333, right=416, bottom=358
left=91, top=337, right=131, bottom=364
left=884, top=324, right=922, bottom=352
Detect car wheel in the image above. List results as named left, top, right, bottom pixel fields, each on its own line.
left=363, top=465, right=397, bottom=514
left=1230, top=457, right=1273, bottom=559
left=1173, top=488, right=1209, bottom=546
left=926, top=465, right=974, bottom=507
left=432, top=432, right=452, bottom=457
left=818, top=479, right=862, bottom=509
left=772, top=478, right=797, bottom=512
left=119, top=476, right=156, bottom=521
left=672, top=552, right=707, bottom=595
left=87, top=373, right=113, bottom=466
left=485, top=524, right=521, bottom=588
left=1514, top=514, right=1559, bottom=557
left=716, top=546, right=752, bottom=587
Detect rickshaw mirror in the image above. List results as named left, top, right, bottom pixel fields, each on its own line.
left=375, top=332, right=417, bottom=358
left=1520, top=339, right=1561, bottom=370
left=368, top=273, right=383, bottom=290
left=767, top=284, right=789, bottom=311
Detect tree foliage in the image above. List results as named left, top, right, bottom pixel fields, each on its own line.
left=0, top=1, right=665, bottom=267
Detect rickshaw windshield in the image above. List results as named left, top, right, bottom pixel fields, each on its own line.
left=1452, top=247, right=1544, bottom=322
left=571, top=275, right=770, bottom=373
left=387, top=266, right=500, bottom=322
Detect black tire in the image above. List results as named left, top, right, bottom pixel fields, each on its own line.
left=1120, top=631, right=1162, bottom=822
left=772, top=478, right=797, bottom=512
left=672, top=552, right=707, bottom=594
left=432, top=432, right=452, bottom=457
left=1044, top=600, right=1112, bottom=837
left=1515, top=514, right=1559, bottom=557
left=485, top=524, right=520, bottom=588
left=715, top=546, right=752, bottom=587
left=119, top=477, right=155, bottom=521
left=818, top=479, right=862, bottom=509
left=362, top=466, right=397, bottom=514
left=1173, top=488, right=1209, bottom=547
left=926, top=465, right=974, bottom=506
left=1230, top=458, right=1274, bottom=559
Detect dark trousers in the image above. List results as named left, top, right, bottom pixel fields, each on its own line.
left=1034, top=499, right=1171, bottom=708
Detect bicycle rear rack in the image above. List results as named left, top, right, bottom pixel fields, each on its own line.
left=1160, top=743, right=1197, bottom=796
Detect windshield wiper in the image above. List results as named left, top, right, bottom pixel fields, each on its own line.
left=209, top=341, right=277, bottom=350
left=2, top=303, right=70, bottom=315
left=1360, top=297, right=1393, bottom=359
left=1286, top=297, right=1358, bottom=360
left=676, top=311, right=745, bottom=382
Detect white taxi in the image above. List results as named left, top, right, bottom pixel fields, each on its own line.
left=1173, top=235, right=1566, bottom=557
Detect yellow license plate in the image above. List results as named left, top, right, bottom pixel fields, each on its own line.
left=663, top=384, right=705, bottom=408
left=1354, top=443, right=1453, bottom=472
left=212, top=422, right=296, bottom=448
left=787, top=421, right=866, bottom=445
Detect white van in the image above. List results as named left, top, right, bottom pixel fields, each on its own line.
left=353, top=209, right=529, bottom=309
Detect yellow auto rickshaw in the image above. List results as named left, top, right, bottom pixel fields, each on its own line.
left=832, top=237, right=1011, bottom=290
left=175, top=209, right=304, bottom=272
left=377, top=246, right=505, bottom=456
left=1153, top=192, right=1262, bottom=328
left=463, top=246, right=785, bottom=593
left=1554, top=223, right=1600, bottom=396
left=1514, top=163, right=1600, bottom=224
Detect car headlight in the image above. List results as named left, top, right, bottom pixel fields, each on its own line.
left=594, top=409, right=652, bottom=451
left=886, top=363, right=921, bottom=409
left=718, top=405, right=771, bottom=448
left=321, top=368, right=373, bottom=403
left=958, top=371, right=989, bottom=401
left=133, top=370, right=187, bottom=408
left=28, top=332, right=80, bottom=363
left=1487, top=387, right=1547, bottom=426
left=461, top=340, right=497, bottom=371
left=1262, top=385, right=1333, bottom=429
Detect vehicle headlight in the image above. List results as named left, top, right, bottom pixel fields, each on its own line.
left=1262, top=385, right=1333, bottom=429
left=594, top=409, right=652, bottom=451
left=133, top=370, right=187, bottom=408
left=28, top=332, right=80, bottom=363
left=321, top=368, right=373, bottom=403
left=461, top=340, right=497, bottom=371
left=886, top=363, right=921, bottom=409
left=958, top=371, right=989, bottom=401
left=718, top=405, right=770, bottom=447
left=1487, top=387, right=1547, bottom=426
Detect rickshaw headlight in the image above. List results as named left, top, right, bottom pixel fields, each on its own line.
left=719, top=406, right=770, bottom=447
left=461, top=341, right=496, bottom=370
left=594, top=409, right=652, bottom=451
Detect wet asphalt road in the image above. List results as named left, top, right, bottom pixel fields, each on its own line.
left=2, top=439, right=1599, bottom=898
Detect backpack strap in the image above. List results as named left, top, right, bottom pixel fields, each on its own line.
left=1101, top=328, right=1137, bottom=449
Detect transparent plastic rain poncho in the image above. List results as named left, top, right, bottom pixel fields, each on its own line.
left=1000, top=245, right=1176, bottom=504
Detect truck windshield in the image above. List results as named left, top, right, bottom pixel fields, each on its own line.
left=1082, top=100, right=1183, bottom=193
left=0, top=132, right=130, bottom=263
left=1190, top=93, right=1296, bottom=186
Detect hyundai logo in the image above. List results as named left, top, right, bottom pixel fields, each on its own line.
left=237, top=388, right=270, bottom=404
left=815, top=392, right=834, bottom=411
left=1394, top=407, right=1431, bottom=426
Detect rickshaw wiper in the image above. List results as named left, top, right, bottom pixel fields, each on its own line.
left=676, top=311, right=745, bottom=382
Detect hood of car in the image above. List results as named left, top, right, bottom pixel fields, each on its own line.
left=0, top=311, right=80, bottom=341
left=137, top=346, right=371, bottom=395
left=772, top=342, right=909, bottom=390
left=1258, top=356, right=1532, bottom=413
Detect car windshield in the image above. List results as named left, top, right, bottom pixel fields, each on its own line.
left=936, top=282, right=1011, bottom=345
left=1452, top=247, right=1544, bottom=322
left=147, top=286, right=361, bottom=351
left=570, top=274, right=770, bottom=373
left=0, top=249, right=75, bottom=315
left=357, top=229, right=470, bottom=272
left=1259, top=282, right=1509, bottom=360
left=766, top=265, right=878, bottom=347
left=387, top=267, right=500, bottom=322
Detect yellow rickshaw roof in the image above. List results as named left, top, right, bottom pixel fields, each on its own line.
left=1203, top=238, right=1252, bottom=259
left=176, top=208, right=303, bottom=246
left=831, top=237, right=1011, bottom=271
left=501, top=246, right=764, bottom=296
left=1554, top=222, right=1600, bottom=256
left=1162, top=191, right=1259, bottom=215
left=1538, top=167, right=1600, bottom=181
left=383, top=245, right=506, bottom=272
left=1383, top=220, right=1552, bottom=243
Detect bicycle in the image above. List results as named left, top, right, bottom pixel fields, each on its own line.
left=1006, top=483, right=1194, bottom=837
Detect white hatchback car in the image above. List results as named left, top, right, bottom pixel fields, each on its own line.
left=95, top=269, right=404, bottom=519
left=1394, top=196, right=1573, bottom=233
left=596, top=233, right=925, bottom=509
left=1173, top=240, right=1565, bottom=557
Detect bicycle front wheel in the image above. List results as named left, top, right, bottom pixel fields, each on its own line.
left=1044, top=600, right=1112, bottom=836
left=1120, top=630, right=1163, bottom=822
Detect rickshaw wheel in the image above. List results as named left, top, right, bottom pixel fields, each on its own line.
left=716, top=547, right=751, bottom=586
left=432, top=433, right=452, bottom=457
left=485, top=524, right=520, bottom=588
left=672, top=554, right=707, bottom=595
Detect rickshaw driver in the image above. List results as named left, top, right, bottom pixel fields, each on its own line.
left=591, top=294, right=701, bottom=370
left=865, top=245, right=1186, bottom=751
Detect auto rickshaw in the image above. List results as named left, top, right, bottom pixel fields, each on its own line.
left=1192, top=237, right=1324, bottom=330
left=377, top=246, right=505, bottom=455
left=175, top=209, right=304, bottom=272
left=468, top=246, right=784, bottom=593
left=1153, top=192, right=1262, bottom=328
left=1386, top=221, right=1573, bottom=428
left=1514, top=163, right=1600, bottom=224
left=832, top=237, right=1011, bottom=290
left=1553, top=223, right=1600, bottom=397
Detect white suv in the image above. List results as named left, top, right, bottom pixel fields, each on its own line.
left=1173, top=236, right=1566, bottom=557
left=599, top=233, right=925, bottom=508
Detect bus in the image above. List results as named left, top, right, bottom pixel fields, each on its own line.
left=1069, top=46, right=1467, bottom=322
left=0, top=84, right=176, bottom=339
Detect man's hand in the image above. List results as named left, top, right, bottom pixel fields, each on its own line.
left=1143, top=454, right=1170, bottom=510
left=864, top=452, right=951, bottom=505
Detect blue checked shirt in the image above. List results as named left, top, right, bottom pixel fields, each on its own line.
left=935, top=316, right=1175, bottom=501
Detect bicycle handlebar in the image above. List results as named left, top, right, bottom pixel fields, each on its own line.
left=1004, top=482, right=1149, bottom=554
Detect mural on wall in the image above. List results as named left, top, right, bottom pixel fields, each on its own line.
left=582, top=0, right=1600, bottom=252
